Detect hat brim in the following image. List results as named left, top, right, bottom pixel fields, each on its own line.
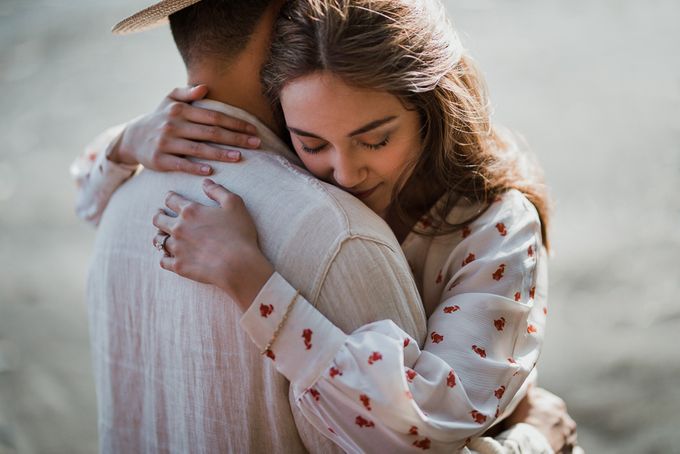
left=112, top=0, right=203, bottom=35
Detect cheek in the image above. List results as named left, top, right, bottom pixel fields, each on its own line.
left=297, top=153, right=329, bottom=179
left=383, top=144, right=421, bottom=180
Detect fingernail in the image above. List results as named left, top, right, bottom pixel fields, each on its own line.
left=201, top=165, right=212, bottom=174
left=247, top=137, right=261, bottom=147
left=228, top=150, right=241, bottom=159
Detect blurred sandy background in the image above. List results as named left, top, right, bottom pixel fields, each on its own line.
left=0, top=0, right=678, bottom=452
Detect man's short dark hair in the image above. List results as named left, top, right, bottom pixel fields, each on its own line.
left=169, top=0, right=271, bottom=67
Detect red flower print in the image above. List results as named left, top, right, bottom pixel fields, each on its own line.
left=443, top=305, right=460, bottom=314
left=514, top=292, right=521, bottom=301
left=360, top=394, right=372, bottom=411
left=472, top=345, right=487, bottom=358
left=413, top=438, right=431, bottom=450
left=264, top=349, right=275, bottom=361
left=355, top=416, right=375, bottom=428
left=259, top=304, right=274, bottom=318
left=430, top=331, right=444, bottom=344
left=447, top=370, right=456, bottom=388
left=543, top=307, right=548, bottom=315
left=470, top=410, right=487, bottom=424
left=495, top=406, right=500, bottom=418
left=507, top=357, right=516, bottom=364
left=406, top=369, right=417, bottom=382
left=496, top=223, right=508, bottom=236
left=492, top=264, right=506, bottom=281
left=308, top=388, right=320, bottom=401
left=302, top=329, right=313, bottom=350
left=368, top=352, right=383, bottom=365
left=420, top=216, right=432, bottom=229
left=461, top=253, right=476, bottom=267
left=530, top=286, right=536, bottom=299
left=447, top=281, right=459, bottom=291
left=329, top=367, right=343, bottom=378
left=403, top=338, right=410, bottom=348
left=527, top=324, right=537, bottom=334
left=462, top=225, right=471, bottom=238
left=494, top=317, right=506, bottom=331
left=494, top=385, right=506, bottom=399
left=436, top=271, right=443, bottom=284
left=328, top=427, right=336, bottom=434
left=409, top=426, right=419, bottom=436
left=528, top=245, right=534, bottom=257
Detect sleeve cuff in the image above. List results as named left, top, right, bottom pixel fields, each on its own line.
left=239, top=272, right=348, bottom=393
left=74, top=129, right=138, bottom=224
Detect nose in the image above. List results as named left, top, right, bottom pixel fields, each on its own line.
left=331, top=150, right=367, bottom=189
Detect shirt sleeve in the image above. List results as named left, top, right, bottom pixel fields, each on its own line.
left=240, top=192, right=547, bottom=453
left=70, top=124, right=139, bottom=226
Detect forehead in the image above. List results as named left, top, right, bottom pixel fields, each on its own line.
left=280, top=71, right=407, bottom=134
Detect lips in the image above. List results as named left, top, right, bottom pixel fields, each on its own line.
left=350, top=184, right=381, bottom=200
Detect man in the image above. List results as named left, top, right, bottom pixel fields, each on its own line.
left=77, top=0, right=574, bottom=452
left=83, top=1, right=424, bottom=451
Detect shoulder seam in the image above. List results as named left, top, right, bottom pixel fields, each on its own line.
left=309, top=234, right=402, bottom=305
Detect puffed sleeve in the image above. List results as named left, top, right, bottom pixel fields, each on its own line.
left=70, top=124, right=138, bottom=226
left=240, top=191, right=548, bottom=453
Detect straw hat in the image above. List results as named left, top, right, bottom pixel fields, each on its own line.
left=112, top=0, right=204, bottom=35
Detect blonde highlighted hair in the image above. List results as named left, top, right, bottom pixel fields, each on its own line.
left=263, top=0, right=551, bottom=248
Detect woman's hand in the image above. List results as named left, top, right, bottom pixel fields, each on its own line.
left=152, top=179, right=274, bottom=311
left=108, top=85, right=262, bottom=176
left=505, top=387, right=578, bottom=453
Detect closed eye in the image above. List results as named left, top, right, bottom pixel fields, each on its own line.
left=300, top=142, right=327, bottom=154
left=362, top=135, right=390, bottom=150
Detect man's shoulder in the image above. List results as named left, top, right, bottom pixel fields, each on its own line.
left=212, top=150, right=399, bottom=244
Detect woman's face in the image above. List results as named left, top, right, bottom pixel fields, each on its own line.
left=280, top=71, right=423, bottom=218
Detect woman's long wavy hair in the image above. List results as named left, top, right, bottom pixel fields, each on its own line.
left=262, top=0, right=551, bottom=248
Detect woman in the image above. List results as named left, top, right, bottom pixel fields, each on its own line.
left=75, top=0, right=563, bottom=451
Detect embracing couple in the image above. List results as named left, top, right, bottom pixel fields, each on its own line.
left=73, top=0, right=581, bottom=452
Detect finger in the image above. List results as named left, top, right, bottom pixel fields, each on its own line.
left=181, top=103, right=258, bottom=134
left=152, top=231, right=166, bottom=248
left=202, top=178, right=236, bottom=206
left=155, top=152, right=215, bottom=176
left=163, top=236, right=177, bottom=257
left=160, top=255, right=177, bottom=273
left=152, top=232, right=172, bottom=256
left=164, top=191, right=194, bottom=214
left=173, top=120, right=260, bottom=149
left=163, top=137, right=243, bottom=162
left=167, top=85, right=208, bottom=103
left=153, top=209, right=178, bottom=234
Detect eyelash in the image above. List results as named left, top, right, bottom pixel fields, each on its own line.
left=300, top=136, right=391, bottom=154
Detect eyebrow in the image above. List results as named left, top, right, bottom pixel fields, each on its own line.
left=287, top=115, right=398, bottom=140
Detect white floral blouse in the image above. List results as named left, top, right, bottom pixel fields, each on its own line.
left=240, top=189, right=548, bottom=452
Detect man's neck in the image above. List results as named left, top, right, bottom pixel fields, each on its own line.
left=186, top=0, right=284, bottom=136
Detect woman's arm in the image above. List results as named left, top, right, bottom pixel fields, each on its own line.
left=71, top=85, right=259, bottom=225
left=242, top=201, right=545, bottom=453
left=155, top=183, right=548, bottom=452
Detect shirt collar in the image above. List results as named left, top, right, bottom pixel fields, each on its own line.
left=192, top=99, right=302, bottom=166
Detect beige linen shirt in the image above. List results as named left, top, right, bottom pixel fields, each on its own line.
left=84, top=100, right=427, bottom=453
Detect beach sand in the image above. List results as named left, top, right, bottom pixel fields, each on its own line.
left=0, top=0, right=678, bottom=452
